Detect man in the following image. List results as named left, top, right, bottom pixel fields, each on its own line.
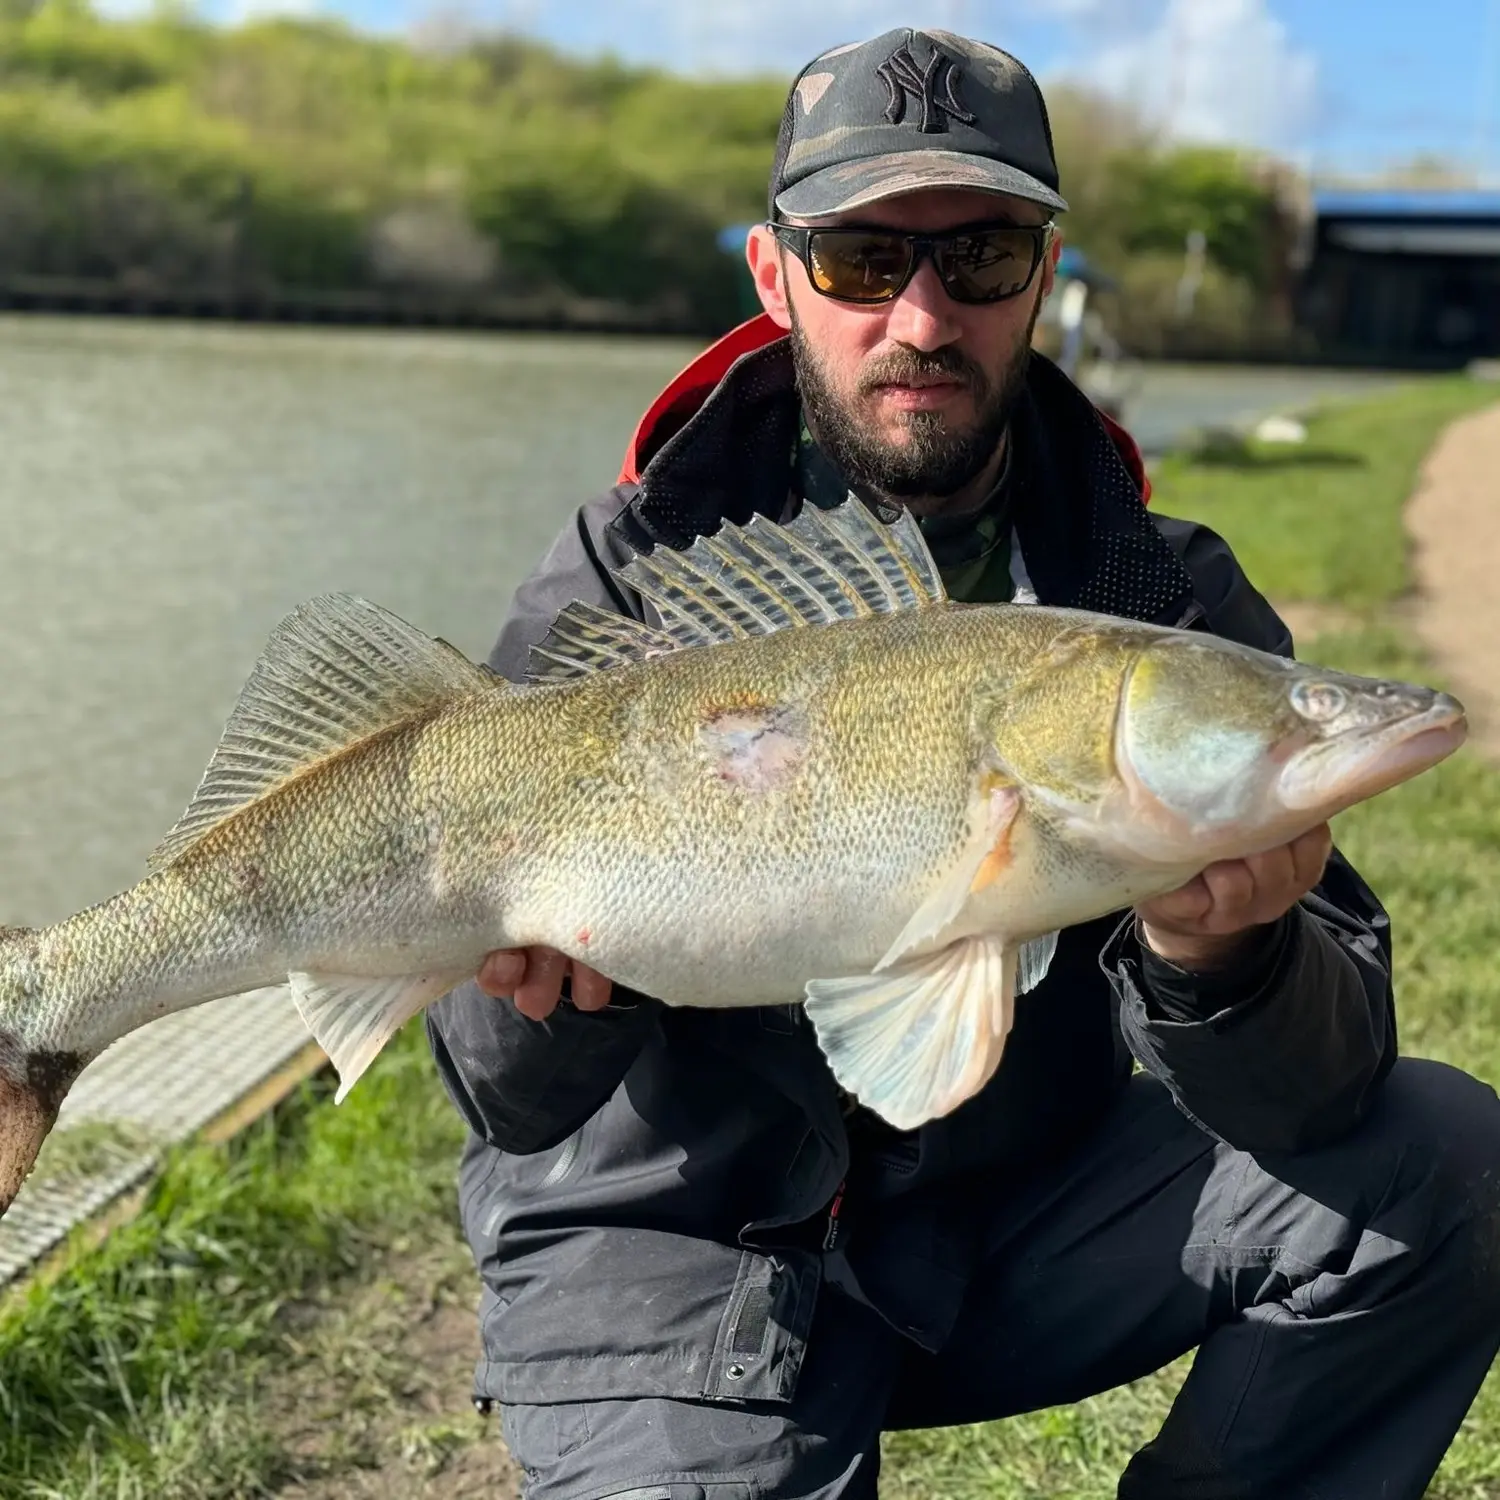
left=427, top=29, right=1500, bottom=1499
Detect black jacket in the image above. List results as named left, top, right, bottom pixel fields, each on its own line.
left=426, top=338, right=1396, bottom=1407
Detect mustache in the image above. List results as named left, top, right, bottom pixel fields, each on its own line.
left=857, top=345, right=988, bottom=396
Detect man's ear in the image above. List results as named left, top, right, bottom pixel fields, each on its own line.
left=746, top=225, right=793, bottom=331
left=1040, top=228, right=1062, bottom=300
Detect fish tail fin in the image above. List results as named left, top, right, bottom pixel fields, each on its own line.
left=0, top=926, right=83, bottom=1219
left=0, top=1071, right=63, bottom=1218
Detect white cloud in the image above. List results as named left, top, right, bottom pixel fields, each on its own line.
left=91, top=0, right=330, bottom=23
left=1011, top=0, right=1155, bottom=21
left=89, top=0, right=1315, bottom=162
left=602, top=0, right=1315, bottom=151
left=623, top=0, right=985, bottom=78
left=222, top=0, right=326, bottom=21
left=503, top=0, right=1315, bottom=154
left=1049, top=0, right=1318, bottom=152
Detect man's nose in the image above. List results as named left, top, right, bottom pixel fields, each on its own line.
left=881, top=257, right=963, bottom=351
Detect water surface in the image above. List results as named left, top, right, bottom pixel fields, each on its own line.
left=0, top=315, right=1401, bottom=925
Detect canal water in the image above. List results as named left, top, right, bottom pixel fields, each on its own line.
left=0, top=314, right=1397, bottom=926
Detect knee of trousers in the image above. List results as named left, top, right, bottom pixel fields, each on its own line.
left=1341, top=1057, right=1500, bottom=1318
left=1228, top=1059, right=1500, bottom=1323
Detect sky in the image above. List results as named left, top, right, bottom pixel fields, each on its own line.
left=186, top=0, right=1500, bottom=181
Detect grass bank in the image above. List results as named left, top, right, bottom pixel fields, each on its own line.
left=0, top=1033, right=470, bottom=1498
left=883, top=374, right=1500, bottom=1497
left=1, top=376, right=1497, bottom=1497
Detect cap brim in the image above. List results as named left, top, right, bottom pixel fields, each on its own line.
left=775, top=149, right=1068, bottom=221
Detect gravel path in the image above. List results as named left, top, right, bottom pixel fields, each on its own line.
left=1407, top=400, right=1500, bottom=756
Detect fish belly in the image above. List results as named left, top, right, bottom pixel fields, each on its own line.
left=501, top=837, right=937, bottom=1010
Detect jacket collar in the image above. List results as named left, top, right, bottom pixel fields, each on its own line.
left=619, top=313, right=788, bottom=486
left=611, top=318, right=1196, bottom=627
left=1004, top=356, right=1196, bottom=624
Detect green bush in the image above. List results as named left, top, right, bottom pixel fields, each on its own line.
left=0, top=10, right=167, bottom=95
left=1041, top=86, right=1299, bottom=351
left=467, top=137, right=741, bottom=321
left=1109, top=146, right=1282, bottom=291
left=1110, top=252, right=1262, bottom=358
left=0, top=11, right=1304, bottom=338
left=0, top=89, right=367, bottom=286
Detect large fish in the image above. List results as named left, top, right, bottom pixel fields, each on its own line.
left=0, top=500, right=1467, bottom=1215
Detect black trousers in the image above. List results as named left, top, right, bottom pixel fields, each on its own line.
left=499, top=1059, right=1500, bottom=1500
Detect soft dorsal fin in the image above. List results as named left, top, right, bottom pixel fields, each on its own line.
left=148, top=594, right=496, bottom=871
left=614, top=496, right=947, bottom=650
left=528, top=601, right=679, bottom=684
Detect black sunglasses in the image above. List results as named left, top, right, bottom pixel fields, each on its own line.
left=768, top=219, right=1053, bottom=306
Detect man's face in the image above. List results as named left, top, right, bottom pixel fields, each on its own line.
left=747, top=187, right=1059, bottom=508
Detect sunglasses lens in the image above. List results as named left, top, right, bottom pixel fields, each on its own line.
left=937, top=228, right=1041, bottom=302
left=807, top=231, right=913, bottom=302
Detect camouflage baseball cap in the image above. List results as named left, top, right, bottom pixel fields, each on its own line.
left=769, top=29, right=1068, bottom=221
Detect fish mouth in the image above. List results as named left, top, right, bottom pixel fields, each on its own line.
left=1279, top=692, right=1468, bottom=813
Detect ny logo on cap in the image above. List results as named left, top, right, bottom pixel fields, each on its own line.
left=876, top=35, right=977, bottom=134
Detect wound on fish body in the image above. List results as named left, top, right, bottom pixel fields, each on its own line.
left=699, top=704, right=808, bottom=792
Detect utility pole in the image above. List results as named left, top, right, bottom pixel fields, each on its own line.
left=1163, top=4, right=1187, bottom=145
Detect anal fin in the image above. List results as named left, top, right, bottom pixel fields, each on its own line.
left=804, top=930, right=1058, bottom=1131
left=1017, top=930, right=1058, bottom=992
left=289, top=968, right=470, bottom=1103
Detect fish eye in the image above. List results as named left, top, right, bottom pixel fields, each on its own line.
left=1291, top=681, right=1347, bottom=723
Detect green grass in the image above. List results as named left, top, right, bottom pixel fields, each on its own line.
left=27, top=1119, right=159, bottom=1188
left=1145, top=377, right=1500, bottom=609
left=0, top=1033, right=466, bottom=1499
left=880, top=376, right=1500, bottom=1497
left=3, top=374, right=1499, bottom=1497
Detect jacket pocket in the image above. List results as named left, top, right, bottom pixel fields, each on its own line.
left=597, top=1488, right=754, bottom=1500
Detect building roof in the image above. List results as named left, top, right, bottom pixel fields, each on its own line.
left=1314, top=189, right=1500, bottom=220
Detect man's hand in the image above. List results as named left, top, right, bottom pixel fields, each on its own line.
left=1134, top=822, right=1332, bottom=973
left=476, top=947, right=614, bottom=1020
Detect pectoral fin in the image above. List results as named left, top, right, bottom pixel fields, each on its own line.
left=876, top=775, right=1021, bottom=970
left=288, top=968, right=470, bottom=1103
left=804, top=930, right=1058, bottom=1131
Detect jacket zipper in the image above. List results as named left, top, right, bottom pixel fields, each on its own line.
left=822, top=1179, right=847, bottom=1251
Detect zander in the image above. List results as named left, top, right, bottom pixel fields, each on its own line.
left=0, top=499, right=1467, bottom=1215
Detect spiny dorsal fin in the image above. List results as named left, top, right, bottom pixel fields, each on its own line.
left=527, top=498, right=948, bottom=684
left=527, top=601, right=678, bottom=684
left=779, top=499, right=947, bottom=616
left=613, top=496, right=947, bottom=651
left=148, top=594, right=497, bottom=872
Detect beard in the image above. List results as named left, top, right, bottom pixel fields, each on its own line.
left=789, top=298, right=1039, bottom=510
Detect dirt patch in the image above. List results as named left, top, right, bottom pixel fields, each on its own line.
left=265, top=1233, right=522, bottom=1500
left=1406, top=401, right=1500, bottom=756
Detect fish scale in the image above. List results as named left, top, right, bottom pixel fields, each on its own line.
left=0, top=499, right=1468, bottom=1218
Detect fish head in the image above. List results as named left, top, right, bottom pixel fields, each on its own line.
left=982, top=624, right=1467, bottom=868
left=1111, top=634, right=1466, bottom=862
